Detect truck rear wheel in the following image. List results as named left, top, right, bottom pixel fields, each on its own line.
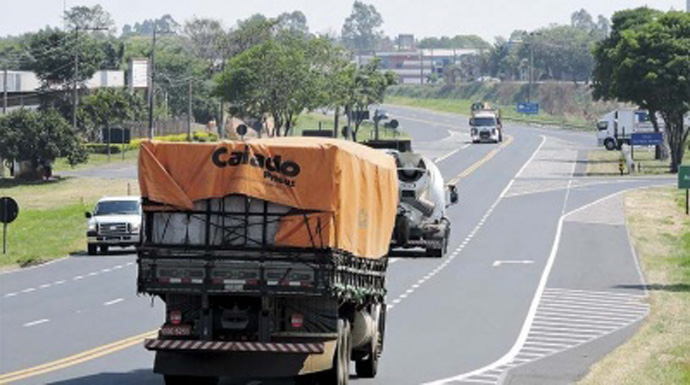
left=355, top=316, right=382, bottom=378
left=604, top=138, right=617, bottom=151
left=99, top=245, right=109, bottom=254
left=163, top=375, right=218, bottom=385
left=321, top=319, right=351, bottom=385
left=87, top=244, right=97, bottom=255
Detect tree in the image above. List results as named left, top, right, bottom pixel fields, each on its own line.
left=121, top=15, right=180, bottom=36
left=340, top=58, right=397, bottom=141
left=80, top=88, right=146, bottom=141
left=341, top=1, right=384, bottom=54
left=183, top=17, right=228, bottom=67
left=228, top=14, right=277, bottom=55
left=417, top=35, right=491, bottom=50
left=276, top=11, right=310, bottom=36
left=26, top=29, right=104, bottom=87
left=0, top=109, right=87, bottom=179
left=215, top=38, right=317, bottom=136
left=571, top=9, right=597, bottom=32
left=592, top=9, right=690, bottom=172
left=64, top=5, right=116, bottom=34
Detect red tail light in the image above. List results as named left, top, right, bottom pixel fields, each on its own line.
left=170, top=310, right=182, bottom=325
left=290, top=313, right=304, bottom=328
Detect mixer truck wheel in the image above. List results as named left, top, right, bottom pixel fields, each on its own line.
left=164, top=375, right=218, bottom=385
left=355, top=317, right=381, bottom=378
left=321, top=319, right=352, bottom=385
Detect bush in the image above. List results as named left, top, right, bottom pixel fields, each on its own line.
left=84, top=143, right=122, bottom=154
left=126, top=130, right=219, bottom=149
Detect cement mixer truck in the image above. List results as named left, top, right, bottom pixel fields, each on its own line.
left=136, top=138, right=399, bottom=385
left=388, top=151, right=458, bottom=257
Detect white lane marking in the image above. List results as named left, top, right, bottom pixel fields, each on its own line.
left=21, top=288, right=36, bottom=293
left=73, top=276, right=84, bottom=280
left=4, top=292, right=17, bottom=298
left=515, top=135, right=547, bottom=178
left=424, top=136, right=574, bottom=385
left=87, top=272, right=99, bottom=277
left=436, top=144, right=470, bottom=163
left=104, top=298, right=124, bottom=306
left=389, top=258, right=400, bottom=264
left=101, top=268, right=112, bottom=273
left=23, top=319, right=50, bottom=327
left=39, top=284, right=51, bottom=289
left=53, top=280, right=66, bottom=285
left=492, top=260, right=534, bottom=267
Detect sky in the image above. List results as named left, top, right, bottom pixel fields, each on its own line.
left=1, top=0, right=687, bottom=42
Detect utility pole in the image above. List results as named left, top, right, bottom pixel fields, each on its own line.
left=72, top=27, right=80, bottom=132
left=219, top=58, right=226, bottom=139
left=187, top=78, right=193, bottom=142
left=528, top=42, right=534, bottom=103
left=147, top=28, right=157, bottom=139
left=420, top=50, right=424, bottom=85
left=3, top=67, right=7, bottom=114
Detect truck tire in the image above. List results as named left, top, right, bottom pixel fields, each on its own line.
left=99, top=245, right=109, bottom=254
left=163, top=375, right=218, bottom=385
left=321, top=319, right=351, bottom=385
left=355, top=318, right=382, bottom=378
left=87, top=244, right=97, bottom=255
left=394, top=214, right=410, bottom=247
left=604, top=138, right=617, bottom=151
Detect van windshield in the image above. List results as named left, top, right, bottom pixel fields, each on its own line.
left=95, top=201, right=140, bottom=216
left=473, top=117, right=496, bottom=127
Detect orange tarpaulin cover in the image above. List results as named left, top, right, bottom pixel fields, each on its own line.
left=138, top=138, right=399, bottom=259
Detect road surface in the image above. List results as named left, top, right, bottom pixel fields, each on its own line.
left=0, top=104, right=673, bottom=385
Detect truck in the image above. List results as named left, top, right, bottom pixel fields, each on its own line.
left=388, top=151, right=458, bottom=257
left=596, top=109, right=661, bottom=151
left=470, top=102, right=503, bottom=144
left=85, top=196, right=142, bottom=255
left=136, top=138, right=399, bottom=385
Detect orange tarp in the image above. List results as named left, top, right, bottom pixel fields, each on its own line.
left=138, top=138, right=399, bottom=259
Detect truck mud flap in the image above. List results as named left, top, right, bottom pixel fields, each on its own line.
left=145, top=339, right=325, bottom=354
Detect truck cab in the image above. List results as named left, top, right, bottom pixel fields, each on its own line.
left=596, top=109, right=660, bottom=151
left=85, top=196, right=142, bottom=255
left=470, top=110, right=503, bottom=144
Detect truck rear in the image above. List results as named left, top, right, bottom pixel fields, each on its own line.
left=137, top=139, right=398, bottom=385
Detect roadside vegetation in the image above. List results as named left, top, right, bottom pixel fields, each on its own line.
left=0, top=177, right=138, bottom=267
left=586, top=149, right=689, bottom=176
left=580, top=188, right=690, bottom=384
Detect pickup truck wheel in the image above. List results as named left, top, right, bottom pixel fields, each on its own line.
left=321, top=319, right=351, bottom=385
left=163, top=375, right=218, bottom=385
left=604, top=138, right=617, bottom=151
left=99, top=245, right=109, bottom=254
left=87, top=244, right=97, bottom=255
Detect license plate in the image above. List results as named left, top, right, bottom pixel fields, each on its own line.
left=160, top=325, right=192, bottom=336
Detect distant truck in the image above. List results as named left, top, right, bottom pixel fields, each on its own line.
left=137, top=139, right=398, bottom=385
left=470, top=102, right=503, bottom=143
left=596, top=109, right=661, bottom=151
left=85, top=196, right=141, bottom=255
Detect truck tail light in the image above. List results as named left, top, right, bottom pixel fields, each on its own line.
left=170, top=310, right=182, bottom=325
left=290, top=313, right=304, bottom=328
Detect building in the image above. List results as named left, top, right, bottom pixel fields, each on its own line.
left=360, top=48, right=481, bottom=84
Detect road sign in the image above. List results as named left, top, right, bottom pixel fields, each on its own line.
left=631, top=132, right=663, bottom=146
left=0, top=197, right=18, bottom=224
left=679, top=166, right=690, bottom=189
left=102, top=128, right=131, bottom=144
left=517, top=102, right=539, bottom=115
left=1, top=197, right=19, bottom=254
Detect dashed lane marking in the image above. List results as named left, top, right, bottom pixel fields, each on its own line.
left=23, top=319, right=50, bottom=328
left=103, top=298, right=124, bottom=306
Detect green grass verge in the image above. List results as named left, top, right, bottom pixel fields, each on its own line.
left=586, top=149, right=688, bottom=176
left=580, top=188, right=690, bottom=384
left=385, top=95, right=591, bottom=130
left=0, top=203, right=88, bottom=267
left=53, top=148, right=140, bottom=172
left=293, top=112, right=409, bottom=141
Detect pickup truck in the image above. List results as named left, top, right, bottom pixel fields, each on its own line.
left=85, top=196, right=141, bottom=255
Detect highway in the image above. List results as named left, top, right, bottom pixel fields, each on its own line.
left=0, top=104, right=674, bottom=385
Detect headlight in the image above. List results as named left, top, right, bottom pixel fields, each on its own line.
left=88, top=222, right=96, bottom=231
left=471, top=128, right=477, bottom=135
left=130, top=223, right=141, bottom=233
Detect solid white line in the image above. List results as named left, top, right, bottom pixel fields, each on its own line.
left=534, top=315, right=634, bottom=326
left=23, top=319, right=50, bottom=327
left=527, top=335, right=589, bottom=343
left=528, top=330, right=601, bottom=338
left=545, top=288, right=646, bottom=299
left=423, top=134, right=561, bottom=385
left=104, top=298, right=124, bottom=306
left=520, top=346, right=559, bottom=353
left=625, top=207, right=649, bottom=297
left=524, top=341, right=572, bottom=348
left=531, top=326, right=615, bottom=334
left=532, top=321, right=619, bottom=330
left=537, top=311, right=639, bottom=322
left=541, top=295, right=648, bottom=307
left=436, top=144, right=470, bottom=163
left=515, top=135, right=546, bottom=179
left=539, top=303, right=648, bottom=314
left=457, top=379, right=496, bottom=384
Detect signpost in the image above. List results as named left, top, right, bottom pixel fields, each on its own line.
left=679, top=165, right=690, bottom=215
left=517, top=102, right=539, bottom=115
left=630, top=132, right=664, bottom=160
left=0, top=197, right=19, bottom=254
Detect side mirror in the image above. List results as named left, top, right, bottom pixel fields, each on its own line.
left=469, top=118, right=475, bottom=126
left=447, top=185, right=459, bottom=205
left=85, top=212, right=92, bottom=219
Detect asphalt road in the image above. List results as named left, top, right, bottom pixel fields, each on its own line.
left=0, top=105, right=674, bottom=385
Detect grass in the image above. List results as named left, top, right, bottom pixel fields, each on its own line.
left=579, top=188, right=690, bottom=385
left=53, top=148, right=140, bottom=172
left=385, top=95, right=591, bottom=130
left=586, top=148, right=687, bottom=176
left=0, top=177, right=140, bottom=267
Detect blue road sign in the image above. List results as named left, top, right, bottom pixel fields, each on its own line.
left=517, top=102, right=539, bottom=115
left=631, top=132, right=663, bottom=146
